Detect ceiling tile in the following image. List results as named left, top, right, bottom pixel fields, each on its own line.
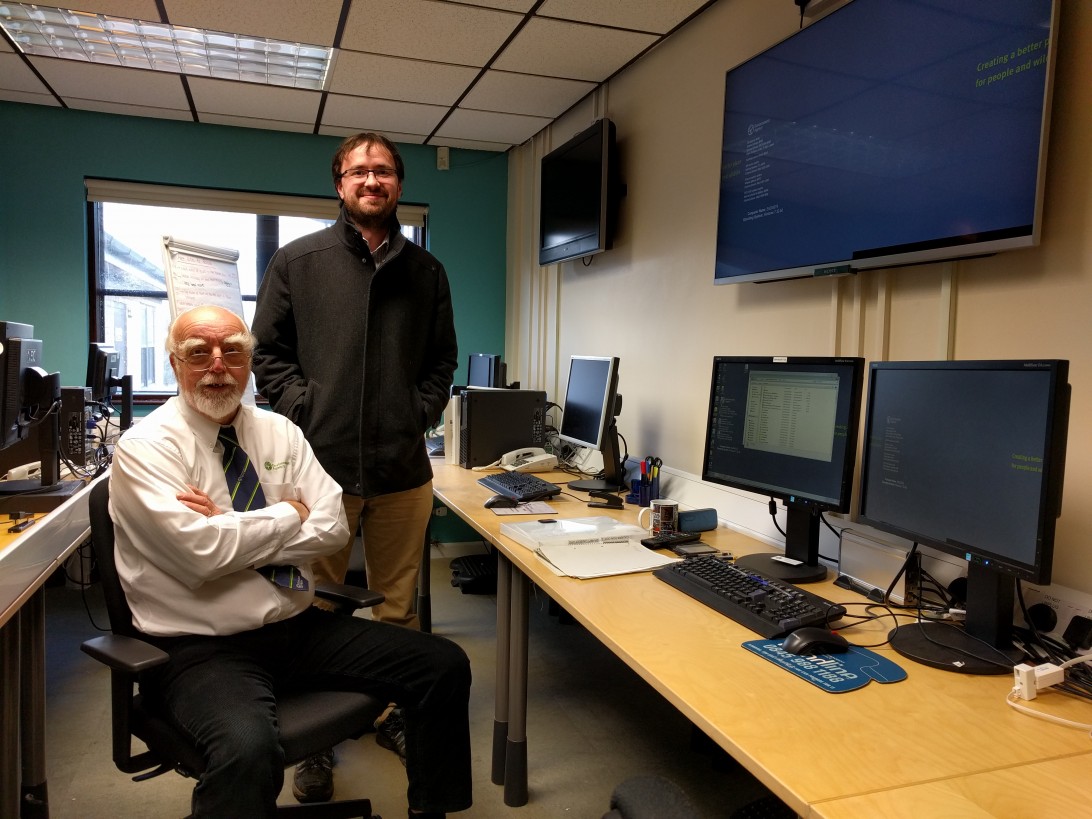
left=342, top=0, right=521, bottom=66
left=29, top=57, right=191, bottom=109
left=161, top=0, right=344, bottom=45
left=318, top=124, right=427, bottom=145
left=0, top=88, right=61, bottom=106
left=435, top=107, right=550, bottom=146
left=198, top=112, right=315, bottom=132
left=0, top=52, right=48, bottom=94
left=449, top=0, right=537, bottom=12
left=322, top=94, right=447, bottom=137
left=329, top=51, right=478, bottom=106
left=187, top=76, right=320, bottom=123
left=65, top=98, right=192, bottom=119
left=493, top=17, right=657, bottom=82
left=0, top=0, right=718, bottom=151
left=538, top=0, right=711, bottom=34
left=462, top=69, right=595, bottom=118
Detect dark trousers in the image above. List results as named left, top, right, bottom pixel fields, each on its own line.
left=142, top=607, right=473, bottom=817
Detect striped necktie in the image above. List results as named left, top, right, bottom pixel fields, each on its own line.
left=218, top=425, right=266, bottom=511
left=218, top=425, right=307, bottom=591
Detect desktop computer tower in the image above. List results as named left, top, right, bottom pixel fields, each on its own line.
left=458, top=388, right=547, bottom=468
left=60, top=386, right=94, bottom=467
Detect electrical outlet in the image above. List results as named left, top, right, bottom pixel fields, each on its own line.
left=1020, top=582, right=1092, bottom=643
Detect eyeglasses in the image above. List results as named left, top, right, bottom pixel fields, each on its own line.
left=179, top=351, right=251, bottom=372
left=339, top=166, right=397, bottom=181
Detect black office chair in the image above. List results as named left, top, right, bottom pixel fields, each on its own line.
left=80, top=478, right=389, bottom=818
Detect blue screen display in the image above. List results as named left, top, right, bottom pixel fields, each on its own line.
left=714, top=0, right=1056, bottom=283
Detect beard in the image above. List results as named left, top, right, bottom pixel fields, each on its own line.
left=184, top=372, right=245, bottom=420
left=342, top=188, right=398, bottom=232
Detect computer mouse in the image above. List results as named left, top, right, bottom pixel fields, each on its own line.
left=483, top=494, right=519, bottom=509
left=781, top=627, right=850, bottom=655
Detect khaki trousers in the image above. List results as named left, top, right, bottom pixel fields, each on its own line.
left=311, top=481, right=433, bottom=630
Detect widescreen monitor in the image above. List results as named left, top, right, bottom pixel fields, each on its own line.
left=701, top=356, right=865, bottom=582
left=714, top=0, right=1059, bottom=284
left=859, top=359, right=1070, bottom=674
left=558, top=355, right=624, bottom=492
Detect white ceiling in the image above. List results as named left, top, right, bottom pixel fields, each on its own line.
left=0, top=0, right=718, bottom=152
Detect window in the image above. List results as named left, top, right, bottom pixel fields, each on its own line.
left=87, top=180, right=427, bottom=398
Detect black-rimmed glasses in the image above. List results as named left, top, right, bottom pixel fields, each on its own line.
left=339, top=167, right=397, bottom=181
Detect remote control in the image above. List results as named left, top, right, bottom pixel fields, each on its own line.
left=640, top=530, right=700, bottom=549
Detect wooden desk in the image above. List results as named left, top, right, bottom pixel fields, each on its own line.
left=431, top=462, right=1091, bottom=816
left=0, top=477, right=97, bottom=819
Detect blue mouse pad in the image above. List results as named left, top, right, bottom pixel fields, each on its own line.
left=743, top=639, right=907, bottom=693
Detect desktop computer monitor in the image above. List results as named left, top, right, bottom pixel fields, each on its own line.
left=701, top=356, right=865, bottom=582
left=859, top=359, right=1070, bottom=675
left=467, top=353, right=505, bottom=388
left=558, top=355, right=624, bottom=492
left=85, top=341, right=133, bottom=431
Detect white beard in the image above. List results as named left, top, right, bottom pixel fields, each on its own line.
left=185, top=372, right=244, bottom=419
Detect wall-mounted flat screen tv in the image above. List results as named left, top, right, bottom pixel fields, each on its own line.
left=714, top=0, right=1059, bottom=284
left=539, top=118, right=621, bottom=266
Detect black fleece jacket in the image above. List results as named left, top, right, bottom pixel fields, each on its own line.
left=251, top=209, right=457, bottom=498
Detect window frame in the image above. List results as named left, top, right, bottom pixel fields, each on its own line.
left=87, top=179, right=428, bottom=404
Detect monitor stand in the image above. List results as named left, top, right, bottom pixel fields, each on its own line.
left=888, top=563, right=1022, bottom=675
left=734, top=503, right=827, bottom=583
left=567, top=420, right=625, bottom=493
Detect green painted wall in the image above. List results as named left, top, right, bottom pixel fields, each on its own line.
left=0, top=101, right=508, bottom=388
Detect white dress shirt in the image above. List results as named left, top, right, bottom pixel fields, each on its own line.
left=110, top=396, right=350, bottom=637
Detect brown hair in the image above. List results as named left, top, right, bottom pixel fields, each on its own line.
left=331, top=132, right=405, bottom=188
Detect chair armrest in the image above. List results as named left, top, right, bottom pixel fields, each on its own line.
left=81, top=634, right=170, bottom=673
left=315, top=583, right=385, bottom=612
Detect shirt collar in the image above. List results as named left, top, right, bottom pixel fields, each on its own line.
left=174, top=395, right=246, bottom=450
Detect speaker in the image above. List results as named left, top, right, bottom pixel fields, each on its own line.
left=678, top=507, right=718, bottom=533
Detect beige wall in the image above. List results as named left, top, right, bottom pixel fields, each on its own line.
left=506, top=0, right=1092, bottom=596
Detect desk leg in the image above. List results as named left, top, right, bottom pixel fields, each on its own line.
left=1, top=613, right=20, bottom=819
left=20, top=589, right=48, bottom=818
left=491, top=553, right=511, bottom=786
left=418, top=523, right=432, bottom=634
left=504, top=569, right=530, bottom=807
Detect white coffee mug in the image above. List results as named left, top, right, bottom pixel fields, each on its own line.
left=637, top=499, right=679, bottom=535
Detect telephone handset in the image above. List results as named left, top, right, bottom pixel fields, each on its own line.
left=500, top=447, right=558, bottom=473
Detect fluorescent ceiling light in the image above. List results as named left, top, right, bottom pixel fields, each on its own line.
left=0, top=3, right=333, bottom=89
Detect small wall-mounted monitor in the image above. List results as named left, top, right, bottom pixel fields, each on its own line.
left=539, top=118, right=622, bottom=266
left=558, top=355, right=624, bottom=492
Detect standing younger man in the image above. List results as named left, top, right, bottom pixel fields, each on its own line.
left=253, top=132, right=456, bottom=628
left=252, top=132, right=458, bottom=795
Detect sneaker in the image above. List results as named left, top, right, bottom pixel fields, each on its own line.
left=376, top=707, right=407, bottom=766
left=292, top=749, right=334, bottom=803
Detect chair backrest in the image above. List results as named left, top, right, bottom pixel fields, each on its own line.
left=88, top=478, right=140, bottom=639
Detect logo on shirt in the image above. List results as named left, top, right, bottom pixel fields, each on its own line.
left=264, top=460, right=290, bottom=472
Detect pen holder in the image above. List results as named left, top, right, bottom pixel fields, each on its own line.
left=639, top=482, right=651, bottom=507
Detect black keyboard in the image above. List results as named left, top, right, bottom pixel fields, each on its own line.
left=476, top=471, right=561, bottom=502
left=653, top=556, right=845, bottom=638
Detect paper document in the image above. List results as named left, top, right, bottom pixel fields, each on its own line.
left=499, top=516, right=678, bottom=578
left=490, top=502, right=556, bottom=515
